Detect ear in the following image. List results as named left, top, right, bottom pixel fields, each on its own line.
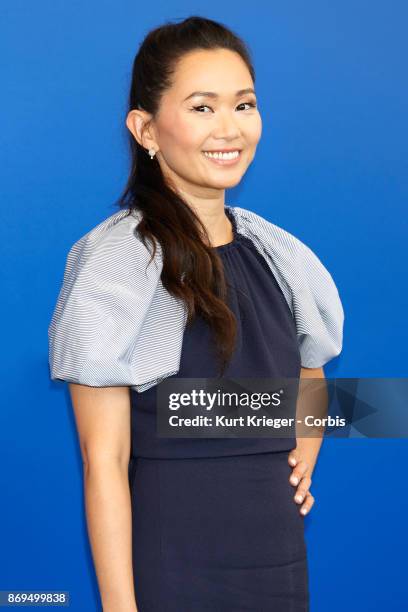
left=125, top=109, right=158, bottom=151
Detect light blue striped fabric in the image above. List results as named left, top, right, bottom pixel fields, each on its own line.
left=48, top=205, right=344, bottom=392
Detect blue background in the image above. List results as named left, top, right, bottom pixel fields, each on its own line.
left=1, top=1, right=407, bottom=610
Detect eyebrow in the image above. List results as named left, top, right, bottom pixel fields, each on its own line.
left=183, top=88, right=256, bottom=102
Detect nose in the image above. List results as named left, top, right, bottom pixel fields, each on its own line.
left=212, top=109, right=241, bottom=140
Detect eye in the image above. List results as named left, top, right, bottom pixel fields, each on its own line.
left=192, top=105, right=212, bottom=113
left=237, top=102, right=257, bottom=111
left=192, top=101, right=257, bottom=113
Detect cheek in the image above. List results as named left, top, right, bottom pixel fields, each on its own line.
left=159, top=114, right=205, bottom=155
left=248, top=115, right=262, bottom=145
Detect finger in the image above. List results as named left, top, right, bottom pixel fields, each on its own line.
left=289, top=460, right=309, bottom=486
left=288, top=451, right=298, bottom=467
left=300, top=492, right=315, bottom=515
left=294, top=476, right=312, bottom=504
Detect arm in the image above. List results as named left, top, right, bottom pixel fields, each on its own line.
left=288, top=366, right=327, bottom=515
left=295, top=366, right=326, bottom=476
left=69, top=383, right=138, bottom=612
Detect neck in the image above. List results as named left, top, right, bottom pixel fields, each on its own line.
left=175, top=189, right=233, bottom=247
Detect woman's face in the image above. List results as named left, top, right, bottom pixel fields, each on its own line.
left=146, top=48, right=262, bottom=195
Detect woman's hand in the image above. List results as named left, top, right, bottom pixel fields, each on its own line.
left=288, top=450, right=315, bottom=516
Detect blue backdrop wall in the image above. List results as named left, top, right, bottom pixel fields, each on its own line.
left=1, top=1, right=407, bottom=610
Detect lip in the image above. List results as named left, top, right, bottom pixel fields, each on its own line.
left=203, top=148, right=242, bottom=153
left=202, top=150, right=242, bottom=166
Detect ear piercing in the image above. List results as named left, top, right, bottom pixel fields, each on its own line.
left=148, top=148, right=156, bottom=159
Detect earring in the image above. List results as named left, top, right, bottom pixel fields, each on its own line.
left=148, top=148, right=156, bottom=159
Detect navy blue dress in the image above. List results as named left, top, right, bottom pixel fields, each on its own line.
left=129, top=208, right=309, bottom=611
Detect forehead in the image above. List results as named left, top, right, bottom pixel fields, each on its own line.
left=169, top=48, right=253, bottom=98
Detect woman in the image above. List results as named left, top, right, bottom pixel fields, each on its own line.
left=48, top=16, right=344, bottom=612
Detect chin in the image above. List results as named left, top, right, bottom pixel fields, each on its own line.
left=212, top=176, right=243, bottom=189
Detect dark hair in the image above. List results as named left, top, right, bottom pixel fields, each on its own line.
left=115, top=15, right=256, bottom=375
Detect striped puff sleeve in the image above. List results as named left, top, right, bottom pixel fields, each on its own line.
left=48, top=210, right=163, bottom=387
left=292, top=238, right=345, bottom=369
left=232, top=206, right=344, bottom=370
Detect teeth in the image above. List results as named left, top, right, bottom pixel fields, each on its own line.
left=203, top=150, right=240, bottom=160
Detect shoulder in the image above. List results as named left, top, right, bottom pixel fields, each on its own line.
left=231, top=203, right=341, bottom=288
left=231, top=205, right=304, bottom=246
left=62, top=208, right=158, bottom=285
left=230, top=204, right=322, bottom=266
left=66, top=208, right=142, bottom=260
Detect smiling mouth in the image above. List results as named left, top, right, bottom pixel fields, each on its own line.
left=202, top=150, right=242, bottom=165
